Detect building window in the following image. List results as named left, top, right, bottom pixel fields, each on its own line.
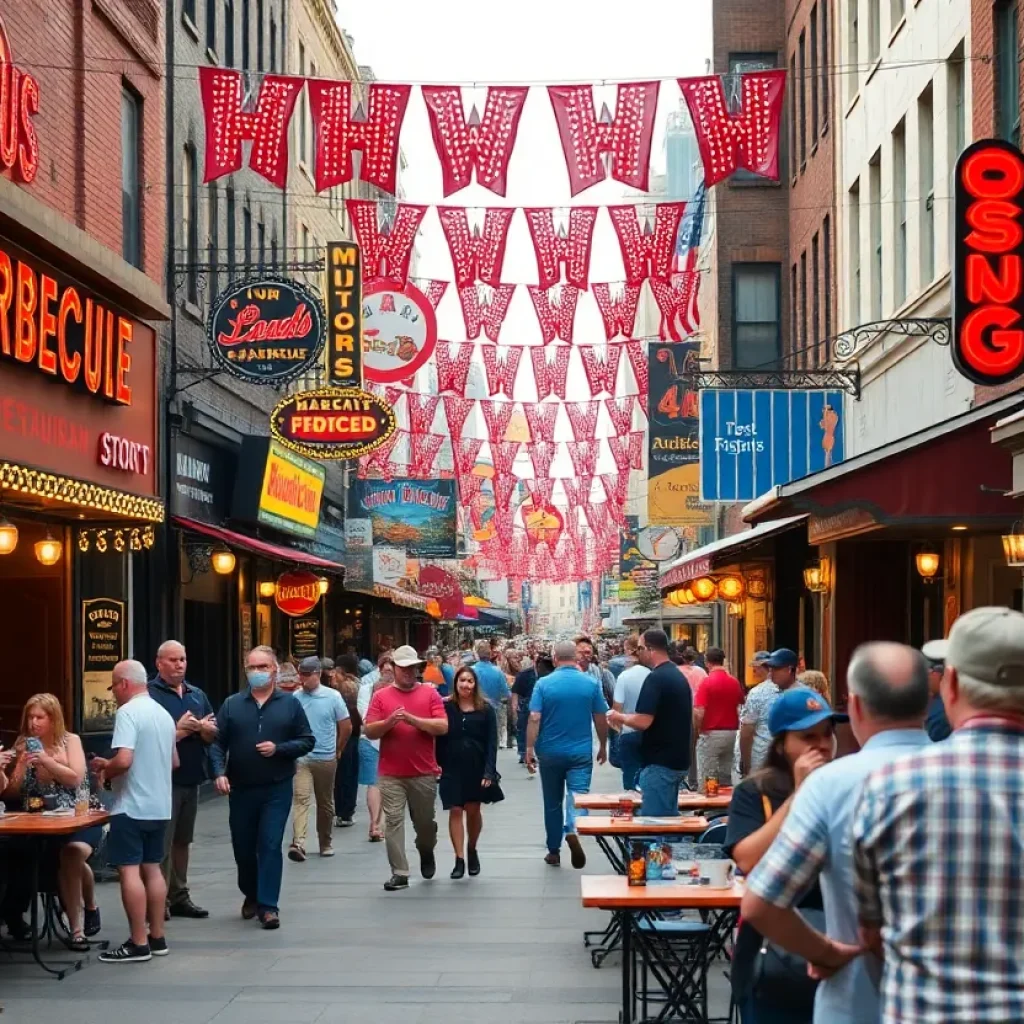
left=208, top=183, right=219, bottom=299
left=183, top=0, right=197, bottom=24
left=270, top=231, right=278, bottom=268
left=891, top=0, right=905, bottom=29
left=948, top=43, right=965, bottom=168
left=868, top=0, right=880, bottom=63
left=243, top=200, right=252, bottom=269
left=810, top=6, right=819, bottom=139
left=241, top=0, right=249, bottom=70
left=257, top=212, right=265, bottom=267
left=308, top=61, right=317, bottom=167
left=183, top=144, right=199, bottom=304
left=121, top=86, right=142, bottom=270
left=997, top=2, right=1020, bottom=146
left=821, top=0, right=829, bottom=130
left=728, top=53, right=779, bottom=182
left=789, top=54, right=798, bottom=179
left=226, top=185, right=236, bottom=278
left=918, top=84, right=935, bottom=287
left=799, top=250, right=808, bottom=368
left=791, top=263, right=799, bottom=365
left=811, top=232, right=820, bottom=367
left=256, top=0, right=263, bottom=69
left=733, top=264, right=781, bottom=369
left=206, top=0, right=217, bottom=54
left=799, top=30, right=807, bottom=167
left=847, top=0, right=859, bottom=102
left=869, top=151, right=882, bottom=319
left=223, top=0, right=234, bottom=68
left=893, top=120, right=907, bottom=307
left=823, top=214, right=833, bottom=352
left=269, top=12, right=277, bottom=72
left=298, top=42, right=307, bottom=165
left=849, top=180, right=861, bottom=324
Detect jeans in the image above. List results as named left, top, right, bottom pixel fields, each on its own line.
left=228, top=778, right=293, bottom=913
left=617, top=731, right=643, bottom=790
left=538, top=753, right=593, bottom=853
left=334, top=739, right=360, bottom=820
left=739, top=993, right=806, bottom=1024
left=516, top=706, right=530, bottom=758
left=638, top=764, right=684, bottom=817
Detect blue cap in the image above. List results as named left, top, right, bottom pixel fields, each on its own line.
left=768, top=687, right=848, bottom=736
left=764, top=647, right=799, bottom=669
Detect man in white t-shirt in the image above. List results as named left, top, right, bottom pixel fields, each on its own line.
left=611, top=650, right=649, bottom=790
left=91, top=660, right=177, bottom=964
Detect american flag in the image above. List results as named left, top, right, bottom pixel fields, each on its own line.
left=659, top=181, right=706, bottom=341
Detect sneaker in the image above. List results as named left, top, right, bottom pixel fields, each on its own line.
left=287, top=845, right=306, bottom=863
left=241, top=899, right=258, bottom=921
left=467, top=848, right=481, bottom=876
left=420, top=849, right=436, bottom=880
left=83, top=907, right=101, bottom=937
left=169, top=898, right=209, bottom=919
left=320, top=846, right=335, bottom=857
left=566, top=833, right=587, bottom=869
left=99, top=940, right=152, bottom=964
left=383, top=874, right=409, bottom=891
left=336, top=818, right=354, bottom=828
left=260, top=911, right=280, bottom=930
left=544, top=851, right=561, bottom=866
left=148, top=935, right=169, bottom=957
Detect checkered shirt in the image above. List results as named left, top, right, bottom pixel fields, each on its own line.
left=851, top=719, right=1024, bottom=1024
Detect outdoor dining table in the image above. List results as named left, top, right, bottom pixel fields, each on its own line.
left=582, top=876, right=743, bottom=1024
left=0, top=809, right=110, bottom=978
left=573, top=790, right=733, bottom=813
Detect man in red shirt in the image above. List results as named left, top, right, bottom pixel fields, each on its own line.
left=692, top=646, right=746, bottom=792
left=364, top=645, right=448, bottom=892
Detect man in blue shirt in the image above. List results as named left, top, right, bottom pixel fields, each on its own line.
left=526, top=640, right=609, bottom=868
left=473, top=639, right=511, bottom=747
left=921, top=639, right=952, bottom=741
left=740, top=642, right=931, bottom=1023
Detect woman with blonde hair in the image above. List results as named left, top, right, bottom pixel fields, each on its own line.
left=2, top=694, right=101, bottom=949
left=797, top=670, right=830, bottom=701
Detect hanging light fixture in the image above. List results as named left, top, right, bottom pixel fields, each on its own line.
left=691, top=577, right=718, bottom=602
left=717, top=575, right=745, bottom=601
left=0, top=516, right=18, bottom=555
left=726, top=601, right=744, bottom=617
left=258, top=581, right=276, bottom=598
left=915, top=548, right=940, bottom=582
left=34, top=530, right=62, bottom=566
left=803, top=559, right=829, bottom=594
left=1003, top=523, right=1024, bottom=567
left=210, top=545, right=236, bottom=575
left=317, top=576, right=330, bottom=595
left=681, top=586, right=696, bottom=605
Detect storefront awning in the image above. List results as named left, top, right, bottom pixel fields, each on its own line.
left=742, top=395, right=1024, bottom=531
left=659, top=515, right=808, bottom=591
left=172, top=516, right=345, bottom=573
left=345, top=581, right=442, bottom=618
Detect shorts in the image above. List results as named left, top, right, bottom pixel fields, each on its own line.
left=358, top=740, right=379, bottom=786
left=106, top=814, right=168, bottom=867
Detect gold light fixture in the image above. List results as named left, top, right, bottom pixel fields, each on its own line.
left=691, top=577, right=718, bottom=602
left=317, top=576, right=330, bottom=595
left=717, top=575, right=745, bottom=601
left=1003, top=527, right=1024, bottom=568
left=210, top=545, right=236, bottom=575
left=258, top=580, right=276, bottom=598
left=682, top=586, right=696, bottom=605
left=951, top=524, right=968, bottom=532
left=747, top=576, right=767, bottom=598
left=726, top=601, right=744, bottom=617
left=915, top=549, right=941, bottom=582
left=0, top=516, right=18, bottom=555
left=34, top=531, right=63, bottom=566
left=803, top=559, right=829, bottom=594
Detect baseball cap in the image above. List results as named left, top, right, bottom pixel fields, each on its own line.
left=392, top=644, right=424, bottom=668
left=945, top=606, right=1024, bottom=688
left=768, top=687, right=848, bottom=736
left=750, top=650, right=772, bottom=666
left=921, top=639, right=947, bottom=666
left=298, top=656, right=322, bottom=675
left=764, top=647, right=799, bottom=669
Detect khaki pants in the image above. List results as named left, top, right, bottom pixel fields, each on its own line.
left=161, top=783, right=199, bottom=906
left=291, top=759, right=337, bottom=852
left=696, top=731, right=737, bottom=791
left=378, top=775, right=438, bottom=877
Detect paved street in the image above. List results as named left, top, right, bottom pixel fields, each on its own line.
left=1, top=752, right=730, bottom=1024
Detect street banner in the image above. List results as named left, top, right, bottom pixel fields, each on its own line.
left=351, top=478, right=458, bottom=558
left=619, top=515, right=657, bottom=603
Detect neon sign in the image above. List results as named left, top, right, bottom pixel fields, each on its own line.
left=0, top=15, right=40, bottom=184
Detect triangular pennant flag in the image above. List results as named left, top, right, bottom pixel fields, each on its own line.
left=566, top=400, right=600, bottom=443
left=406, top=392, right=440, bottom=435
left=605, top=395, right=635, bottom=436
left=443, top=394, right=476, bottom=439
left=481, top=346, right=523, bottom=398
left=481, top=400, right=516, bottom=442
left=524, top=402, right=560, bottom=443
left=530, top=345, right=571, bottom=401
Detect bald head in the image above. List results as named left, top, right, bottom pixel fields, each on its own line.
left=552, top=640, right=577, bottom=665
left=155, top=640, right=187, bottom=687
left=111, top=659, right=149, bottom=706
left=847, top=642, right=929, bottom=740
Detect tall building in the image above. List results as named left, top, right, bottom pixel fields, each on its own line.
left=665, top=101, right=703, bottom=202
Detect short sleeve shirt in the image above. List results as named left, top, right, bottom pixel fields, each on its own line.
left=294, top=685, right=349, bottom=761
left=740, top=680, right=781, bottom=770
left=612, top=664, right=650, bottom=733
left=475, top=660, right=511, bottom=708
left=694, top=668, right=746, bottom=732
left=635, top=661, right=693, bottom=771
left=366, top=683, right=446, bottom=777
left=529, top=666, right=608, bottom=760
left=110, top=693, right=176, bottom=820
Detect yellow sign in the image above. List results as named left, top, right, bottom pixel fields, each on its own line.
left=257, top=441, right=325, bottom=539
left=647, top=464, right=713, bottom=527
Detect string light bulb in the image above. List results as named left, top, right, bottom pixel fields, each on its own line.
left=34, top=531, right=63, bottom=566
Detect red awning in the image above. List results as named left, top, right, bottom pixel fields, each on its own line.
left=172, top=516, right=345, bottom=572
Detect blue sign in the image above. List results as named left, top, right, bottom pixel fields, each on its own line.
left=699, top=390, right=845, bottom=502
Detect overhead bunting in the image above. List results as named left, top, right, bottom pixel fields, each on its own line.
left=650, top=271, right=701, bottom=342
left=579, top=344, right=623, bottom=396
left=566, top=400, right=600, bottom=442
left=481, top=346, right=523, bottom=398
left=528, top=440, right=558, bottom=480
left=406, top=392, right=440, bottom=435
left=438, top=206, right=515, bottom=287
left=607, top=202, right=687, bottom=285
left=605, top=395, right=637, bottom=436
left=481, top=400, right=516, bottom=442
left=347, top=200, right=426, bottom=284
left=523, top=207, right=598, bottom=290
left=442, top=393, right=476, bottom=438
left=436, top=344, right=476, bottom=395
left=409, top=432, right=445, bottom=477
left=458, top=283, right=516, bottom=341
left=524, top=401, right=560, bottom=442
left=527, top=285, right=579, bottom=344
left=593, top=282, right=641, bottom=340
left=530, top=346, right=572, bottom=401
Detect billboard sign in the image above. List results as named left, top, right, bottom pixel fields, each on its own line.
left=351, top=478, right=458, bottom=558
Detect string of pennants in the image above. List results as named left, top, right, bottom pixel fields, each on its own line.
left=200, top=70, right=786, bottom=197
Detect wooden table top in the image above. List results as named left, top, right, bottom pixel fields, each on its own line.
left=574, top=791, right=733, bottom=811
left=0, top=809, right=109, bottom=836
left=581, top=875, right=744, bottom=910
left=577, top=815, right=711, bottom=836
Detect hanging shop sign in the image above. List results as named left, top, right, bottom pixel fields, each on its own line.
left=638, top=526, right=682, bottom=563
left=325, top=241, right=363, bottom=386
left=171, top=435, right=233, bottom=524
left=0, top=16, right=41, bottom=184
left=647, top=342, right=712, bottom=527
left=343, top=517, right=374, bottom=589
left=699, top=389, right=846, bottom=502
left=274, top=570, right=321, bottom=617
left=351, top=478, right=457, bottom=558
left=362, top=277, right=438, bottom=383
left=418, top=564, right=464, bottom=620
left=289, top=615, right=322, bottom=660
left=81, top=598, right=127, bottom=733
left=952, top=139, right=1024, bottom=387
left=233, top=437, right=325, bottom=539
left=523, top=501, right=564, bottom=546
left=208, top=277, right=326, bottom=385
left=269, top=386, right=397, bottom=461
left=619, top=515, right=657, bottom=602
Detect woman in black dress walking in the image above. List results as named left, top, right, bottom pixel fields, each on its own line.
left=438, top=666, right=504, bottom=879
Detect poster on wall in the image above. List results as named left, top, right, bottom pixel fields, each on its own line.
left=343, top=518, right=374, bottom=588
left=81, top=598, right=127, bottom=733
left=240, top=603, right=253, bottom=670
left=647, top=342, right=712, bottom=527
left=351, top=478, right=457, bottom=557
left=619, top=516, right=657, bottom=603
left=373, top=545, right=409, bottom=587
left=289, top=616, right=322, bottom=660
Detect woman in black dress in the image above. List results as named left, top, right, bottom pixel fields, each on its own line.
left=438, top=666, right=504, bottom=879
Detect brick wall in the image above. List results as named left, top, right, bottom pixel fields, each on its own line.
left=1, top=0, right=165, bottom=286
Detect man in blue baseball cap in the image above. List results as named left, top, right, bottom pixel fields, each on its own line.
left=739, top=647, right=800, bottom=776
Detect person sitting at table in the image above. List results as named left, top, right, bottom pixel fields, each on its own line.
left=723, top=688, right=843, bottom=1024
left=2, top=693, right=103, bottom=950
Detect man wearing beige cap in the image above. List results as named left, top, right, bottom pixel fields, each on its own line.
left=364, top=645, right=448, bottom=891
left=852, top=607, right=1024, bottom=1023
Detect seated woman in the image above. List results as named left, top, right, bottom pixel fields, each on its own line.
left=2, top=693, right=102, bottom=950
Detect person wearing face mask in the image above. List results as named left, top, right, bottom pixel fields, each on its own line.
left=210, top=646, right=315, bottom=930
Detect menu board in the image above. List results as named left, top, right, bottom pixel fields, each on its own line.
left=81, top=598, right=127, bottom=733
left=289, top=616, right=322, bottom=661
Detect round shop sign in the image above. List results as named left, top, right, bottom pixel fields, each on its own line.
left=275, top=570, right=321, bottom=617
left=270, top=387, right=397, bottom=461
left=361, top=278, right=438, bottom=383
left=637, top=526, right=682, bottom=563
left=208, top=277, right=326, bottom=385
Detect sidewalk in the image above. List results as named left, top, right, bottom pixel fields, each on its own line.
left=1, top=751, right=730, bottom=1023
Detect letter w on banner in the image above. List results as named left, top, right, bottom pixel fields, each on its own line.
left=527, top=285, right=579, bottom=344
left=406, top=393, right=440, bottom=435
left=437, top=207, right=515, bottom=287
left=566, top=401, right=600, bottom=442
left=531, top=346, right=571, bottom=401
left=409, top=433, right=445, bottom=477
left=678, top=70, right=787, bottom=186
left=458, top=283, right=516, bottom=342
left=481, top=346, right=522, bottom=398
left=524, top=401, right=560, bottom=442
left=346, top=200, right=426, bottom=284
left=607, top=203, right=686, bottom=285
left=523, top=207, right=598, bottom=290
left=592, top=283, right=642, bottom=340
left=436, top=343, right=475, bottom=395
left=579, top=344, right=623, bottom=396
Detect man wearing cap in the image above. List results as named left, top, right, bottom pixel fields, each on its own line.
left=739, top=648, right=798, bottom=777
left=364, top=645, right=448, bottom=891
left=288, top=656, right=352, bottom=862
left=920, top=639, right=952, bottom=741
left=741, top=642, right=931, bottom=1023
left=850, top=607, right=1024, bottom=1023
left=276, top=664, right=301, bottom=693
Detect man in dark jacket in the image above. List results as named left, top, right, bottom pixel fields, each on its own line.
left=211, top=645, right=314, bottom=930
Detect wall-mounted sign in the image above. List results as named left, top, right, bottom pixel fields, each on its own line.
left=269, top=386, right=396, bottom=461
left=98, top=432, right=151, bottom=476
left=362, top=278, right=438, bottom=383
left=351, top=478, right=457, bottom=558
left=807, top=507, right=880, bottom=545
left=81, top=598, right=126, bottom=733
left=208, top=277, right=326, bottom=385
left=171, top=435, right=233, bottom=524
left=638, top=526, right=682, bottom=562
left=952, top=139, right=1024, bottom=387
left=233, top=437, right=325, bottom=539
left=274, top=570, right=321, bottom=617
left=418, top=564, right=464, bottom=620
left=325, top=241, right=363, bottom=386
left=0, top=16, right=40, bottom=184
left=372, top=545, right=408, bottom=587
left=619, top=515, right=657, bottom=601
left=343, top=517, right=374, bottom=588
left=289, top=615, right=322, bottom=660
left=699, top=389, right=846, bottom=502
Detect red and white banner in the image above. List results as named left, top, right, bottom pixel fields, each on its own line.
left=524, top=401, right=560, bottom=442
left=436, top=344, right=475, bottom=395
left=406, top=392, right=440, bottom=435
left=458, top=283, right=516, bottom=342
left=409, top=432, right=445, bottom=476
left=347, top=199, right=426, bottom=284
left=480, top=400, right=516, bottom=442
left=523, top=207, right=598, bottom=290
left=530, top=346, right=572, bottom=401
left=528, top=440, right=558, bottom=480
left=481, top=346, right=523, bottom=398
left=566, top=400, right=600, bottom=442
left=579, top=344, right=623, bottom=396
left=592, top=282, right=641, bottom=340
left=608, top=203, right=686, bottom=285
left=527, top=285, right=579, bottom=344
left=438, top=206, right=515, bottom=287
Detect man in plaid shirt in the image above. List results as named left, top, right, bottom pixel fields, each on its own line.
left=852, top=606, right=1024, bottom=1023
left=741, top=643, right=930, bottom=1021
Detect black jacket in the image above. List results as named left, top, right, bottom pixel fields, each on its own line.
left=210, top=688, right=314, bottom=787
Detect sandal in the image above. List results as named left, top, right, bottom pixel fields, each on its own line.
left=66, top=932, right=90, bottom=952
left=369, top=829, right=384, bottom=843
